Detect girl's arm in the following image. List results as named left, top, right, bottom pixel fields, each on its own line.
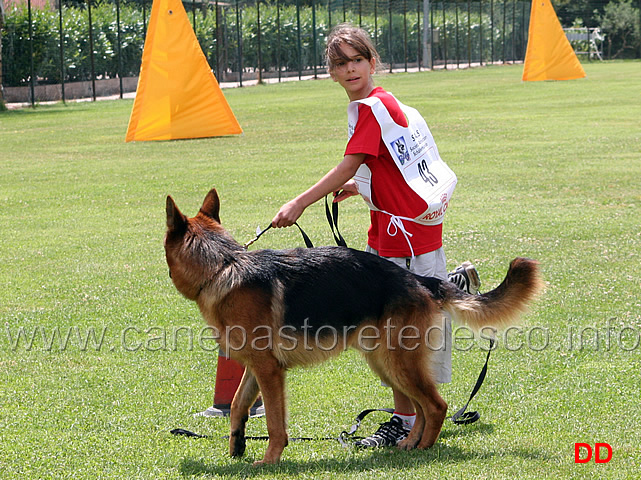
left=272, top=153, right=365, bottom=228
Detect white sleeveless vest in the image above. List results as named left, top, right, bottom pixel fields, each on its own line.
left=348, top=94, right=457, bottom=227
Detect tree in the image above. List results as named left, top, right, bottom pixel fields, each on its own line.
left=597, top=0, right=641, bottom=58
left=554, top=0, right=606, bottom=28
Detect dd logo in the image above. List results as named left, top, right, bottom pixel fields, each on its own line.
left=574, top=443, right=612, bottom=464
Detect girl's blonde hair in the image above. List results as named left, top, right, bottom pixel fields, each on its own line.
left=325, top=23, right=381, bottom=71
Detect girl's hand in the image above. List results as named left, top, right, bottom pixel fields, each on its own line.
left=272, top=154, right=363, bottom=228
left=333, top=180, right=359, bottom=202
left=272, top=198, right=305, bottom=228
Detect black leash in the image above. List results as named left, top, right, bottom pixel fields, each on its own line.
left=243, top=195, right=345, bottom=250
left=170, top=430, right=334, bottom=442
left=337, top=408, right=394, bottom=446
left=170, top=429, right=336, bottom=443
left=243, top=222, right=313, bottom=250
left=243, top=194, right=344, bottom=251
left=170, top=409, right=395, bottom=446
left=170, top=428, right=209, bottom=439
left=325, top=195, right=348, bottom=248
left=449, top=338, right=495, bottom=425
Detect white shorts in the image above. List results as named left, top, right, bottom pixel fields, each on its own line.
left=366, top=246, right=452, bottom=385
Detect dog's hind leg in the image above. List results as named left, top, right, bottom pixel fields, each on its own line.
left=362, top=349, right=433, bottom=450
left=229, top=368, right=260, bottom=458
left=250, top=356, right=288, bottom=466
left=395, top=368, right=447, bottom=450
left=397, top=399, right=426, bottom=451
left=383, top=346, right=447, bottom=451
left=415, top=383, right=447, bottom=449
left=396, top=382, right=447, bottom=450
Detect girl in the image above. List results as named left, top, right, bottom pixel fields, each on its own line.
left=272, top=23, right=479, bottom=447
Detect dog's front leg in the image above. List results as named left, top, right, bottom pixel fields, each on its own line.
left=251, top=358, right=288, bottom=466
left=229, top=368, right=260, bottom=458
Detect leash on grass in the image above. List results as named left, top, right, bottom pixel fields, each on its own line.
left=170, top=408, right=394, bottom=445
left=170, top=428, right=333, bottom=442
left=448, top=338, right=495, bottom=425
left=170, top=346, right=492, bottom=444
left=169, top=338, right=493, bottom=444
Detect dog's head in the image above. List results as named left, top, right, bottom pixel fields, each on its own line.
left=164, top=188, right=236, bottom=300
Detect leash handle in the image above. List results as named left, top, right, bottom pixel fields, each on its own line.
left=325, top=195, right=348, bottom=248
left=243, top=225, right=273, bottom=249
left=244, top=196, right=340, bottom=250
left=244, top=223, right=313, bottom=249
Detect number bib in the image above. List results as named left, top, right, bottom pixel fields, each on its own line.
left=348, top=95, right=457, bottom=226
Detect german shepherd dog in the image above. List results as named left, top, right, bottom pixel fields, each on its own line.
left=164, top=188, right=543, bottom=465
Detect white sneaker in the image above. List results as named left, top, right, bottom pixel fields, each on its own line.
left=448, top=261, right=481, bottom=294
left=193, top=400, right=265, bottom=418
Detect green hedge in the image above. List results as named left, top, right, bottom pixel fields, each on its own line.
left=1, top=1, right=530, bottom=88
left=1, top=2, right=146, bottom=86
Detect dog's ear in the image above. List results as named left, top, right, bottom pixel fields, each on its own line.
left=166, top=195, right=187, bottom=232
left=199, top=188, right=221, bottom=223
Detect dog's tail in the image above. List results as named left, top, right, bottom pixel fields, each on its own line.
left=425, top=257, right=544, bottom=330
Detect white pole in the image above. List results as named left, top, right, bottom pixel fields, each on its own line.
left=423, top=0, right=432, bottom=69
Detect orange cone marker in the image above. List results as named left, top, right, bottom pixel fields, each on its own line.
left=194, top=348, right=264, bottom=417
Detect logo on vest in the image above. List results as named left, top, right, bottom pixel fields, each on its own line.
left=420, top=193, right=450, bottom=222
left=390, top=136, right=410, bottom=165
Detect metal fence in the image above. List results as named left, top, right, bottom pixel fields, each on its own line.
left=1, top=0, right=532, bottom=105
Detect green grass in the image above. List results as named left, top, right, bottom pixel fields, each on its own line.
left=1, top=61, right=640, bottom=479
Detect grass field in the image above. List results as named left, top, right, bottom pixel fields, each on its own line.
left=1, top=61, right=640, bottom=479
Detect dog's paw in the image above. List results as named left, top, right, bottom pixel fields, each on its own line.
left=252, top=456, right=280, bottom=467
left=397, top=437, right=418, bottom=451
left=416, top=438, right=437, bottom=450
left=229, top=433, right=246, bottom=457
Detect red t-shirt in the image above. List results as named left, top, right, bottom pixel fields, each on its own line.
left=345, top=87, right=443, bottom=257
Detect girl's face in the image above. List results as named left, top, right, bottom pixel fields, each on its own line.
left=329, top=44, right=376, bottom=101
